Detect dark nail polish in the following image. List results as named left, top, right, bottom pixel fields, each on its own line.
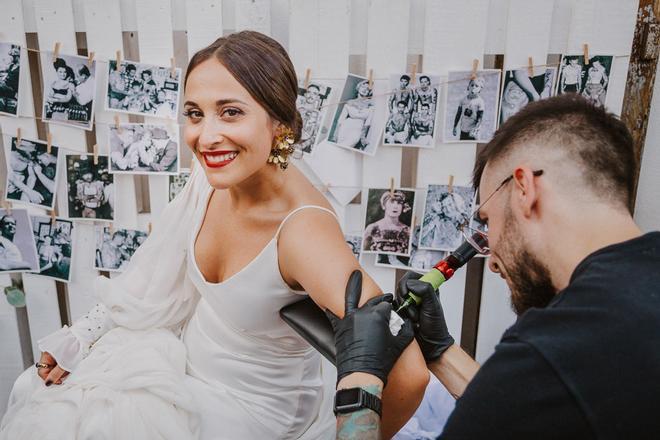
left=45, top=380, right=52, bottom=387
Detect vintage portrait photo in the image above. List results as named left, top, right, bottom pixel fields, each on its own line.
left=0, top=208, right=39, bottom=273
left=105, top=60, right=181, bottom=119
left=327, top=74, right=382, bottom=156
left=30, top=216, right=74, bottom=282
left=65, top=154, right=114, bottom=221
left=444, top=70, right=501, bottom=143
left=169, top=169, right=191, bottom=201
left=344, top=234, right=362, bottom=261
left=41, top=53, right=97, bottom=130
left=499, top=66, right=558, bottom=125
left=0, top=42, right=21, bottom=117
left=362, top=188, right=416, bottom=256
left=295, top=81, right=332, bottom=154
left=5, top=137, right=60, bottom=210
left=376, top=225, right=447, bottom=273
left=109, top=124, right=179, bottom=174
left=384, top=73, right=440, bottom=147
left=558, top=55, right=613, bottom=108
left=95, top=226, right=148, bottom=272
left=419, top=185, right=475, bottom=251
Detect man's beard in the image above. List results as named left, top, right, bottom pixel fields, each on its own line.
left=497, top=209, right=556, bottom=315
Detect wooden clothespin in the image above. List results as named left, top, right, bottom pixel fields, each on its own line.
left=368, top=69, right=374, bottom=89
left=411, top=215, right=416, bottom=230
left=115, top=50, right=122, bottom=69
left=471, top=59, right=480, bottom=80
left=50, top=208, right=57, bottom=226
left=46, top=133, right=53, bottom=154
left=389, top=177, right=395, bottom=195
left=527, top=57, right=534, bottom=77
left=114, top=115, right=122, bottom=133
left=2, top=200, right=11, bottom=215
left=52, top=42, right=61, bottom=63
left=16, top=127, right=21, bottom=147
left=448, top=175, right=454, bottom=193
left=303, top=68, right=311, bottom=89
left=148, top=222, right=153, bottom=234
left=410, top=63, right=417, bottom=85
left=170, top=57, right=177, bottom=77
left=87, top=51, right=95, bottom=68
left=93, top=144, right=99, bottom=165
left=583, top=43, right=590, bottom=64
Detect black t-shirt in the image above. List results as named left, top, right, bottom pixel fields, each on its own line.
left=440, top=232, right=660, bottom=439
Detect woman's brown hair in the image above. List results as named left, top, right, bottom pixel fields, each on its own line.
left=185, top=31, right=302, bottom=142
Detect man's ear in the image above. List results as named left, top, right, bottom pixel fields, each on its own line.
left=512, top=167, right=539, bottom=218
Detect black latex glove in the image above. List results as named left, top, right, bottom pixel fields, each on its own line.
left=326, top=270, right=414, bottom=385
left=396, top=271, right=454, bottom=362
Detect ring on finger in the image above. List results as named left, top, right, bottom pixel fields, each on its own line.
left=35, top=362, right=54, bottom=369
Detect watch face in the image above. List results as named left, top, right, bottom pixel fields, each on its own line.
left=336, top=388, right=361, bottom=406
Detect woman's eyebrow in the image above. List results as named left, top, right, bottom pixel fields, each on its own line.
left=183, top=99, right=248, bottom=107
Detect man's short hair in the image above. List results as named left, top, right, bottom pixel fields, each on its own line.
left=400, top=74, right=411, bottom=82
left=473, top=94, right=636, bottom=210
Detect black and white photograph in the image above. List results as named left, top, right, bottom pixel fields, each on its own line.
left=5, top=137, right=60, bottom=210
left=41, top=53, right=97, bottom=130
left=95, top=226, right=148, bottom=272
left=65, top=154, right=114, bottom=221
left=109, top=123, right=179, bottom=174
left=344, top=234, right=362, bottom=260
left=0, top=42, right=21, bottom=117
left=105, top=60, right=181, bottom=119
left=419, top=184, right=475, bottom=251
left=376, top=225, right=447, bottom=273
left=295, top=81, right=332, bottom=154
left=499, top=66, right=558, bottom=125
left=443, top=70, right=501, bottom=143
left=558, top=54, right=613, bottom=108
left=0, top=208, right=39, bottom=273
left=384, top=73, right=440, bottom=147
left=169, top=169, right=191, bottom=201
left=327, top=74, right=384, bottom=156
left=362, top=188, right=416, bottom=256
left=30, top=216, right=74, bottom=282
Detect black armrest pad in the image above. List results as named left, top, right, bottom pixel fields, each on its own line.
left=280, top=297, right=336, bottom=365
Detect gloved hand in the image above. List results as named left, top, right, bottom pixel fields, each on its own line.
left=326, top=270, right=414, bottom=385
left=396, top=271, right=454, bottom=362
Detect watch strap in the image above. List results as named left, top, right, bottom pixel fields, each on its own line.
left=334, top=387, right=382, bottom=418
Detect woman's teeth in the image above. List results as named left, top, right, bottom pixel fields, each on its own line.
left=205, top=152, right=238, bottom=163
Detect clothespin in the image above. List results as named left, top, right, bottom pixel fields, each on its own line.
left=114, top=115, right=122, bottom=133
left=527, top=57, right=534, bottom=77
left=115, top=50, right=122, bottom=70
left=52, top=42, right=61, bottom=63
left=46, top=132, right=52, bottom=154
left=448, top=175, right=454, bottom=193
left=389, top=177, right=395, bottom=195
left=2, top=200, right=11, bottom=215
left=583, top=43, right=590, bottom=64
left=170, top=57, right=176, bottom=77
left=93, top=144, right=99, bottom=165
left=411, top=215, right=416, bottom=230
left=50, top=208, right=57, bottom=226
left=303, top=68, right=311, bottom=89
left=16, top=127, right=21, bottom=147
left=471, top=59, right=480, bottom=80
left=368, top=69, right=374, bottom=89
left=87, top=51, right=95, bottom=68
left=148, top=222, right=153, bottom=234
left=410, top=63, right=417, bottom=85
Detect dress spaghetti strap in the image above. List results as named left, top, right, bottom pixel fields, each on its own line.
left=275, top=205, right=338, bottom=238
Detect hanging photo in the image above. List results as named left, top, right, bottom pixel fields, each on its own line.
left=65, top=154, right=114, bottom=221
left=362, top=188, right=416, bottom=257
left=30, top=216, right=74, bottom=282
left=0, top=208, right=39, bottom=273
left=169, top=169, right=191, bottom=201
left=419, top=184, right=474, bottom=251
left=499, top=66, right=558, bottom=125
left=443, top=70, right=501, bottom=143
left=5, top=137, right=60, bottom=210
left=0, top=42, right=21, bottom=117
left=105, top=59, right=181, bottom=119
left=376, top=225, right=447, bottom=273
left=383, top=73, right=440, bottom=148
left=109, top=123, right=180, bottom=174
left=95, top=226, right=148, bottom=272
left=41, top=52, right=97, bottom=130
left=558, top=54, right=613, bottom=108
left=295, top=80, right=332, bottom=155
left=327, top=73, right=386, bottom=156
left=344, top=234, right=362, bottom=260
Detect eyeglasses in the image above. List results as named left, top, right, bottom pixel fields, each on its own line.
left=458, top=169, right=544, bottom=255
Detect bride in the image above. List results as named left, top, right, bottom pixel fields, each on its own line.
left=1, top=31, right=428, bottom=439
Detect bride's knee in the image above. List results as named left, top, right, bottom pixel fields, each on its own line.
left=8, top=367, right=40, bottom=406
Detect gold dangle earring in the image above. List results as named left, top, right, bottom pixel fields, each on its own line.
left=268, top=126, right=296, bottom=170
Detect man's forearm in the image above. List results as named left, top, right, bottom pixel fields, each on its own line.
left=427, top=344, right=480, bottom=399
left=336, top=373, right=383, bottom=440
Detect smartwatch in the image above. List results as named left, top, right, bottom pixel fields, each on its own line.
left=334, top=387, right=382, bottom=417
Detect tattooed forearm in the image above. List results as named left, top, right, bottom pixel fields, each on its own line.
left=336, top=385, right=382, bottom=440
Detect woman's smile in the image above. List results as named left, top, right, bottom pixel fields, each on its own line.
left=201, top=150, right=239, bottom=168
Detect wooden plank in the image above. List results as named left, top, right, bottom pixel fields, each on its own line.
left=185, top=0, right=224, bottom=56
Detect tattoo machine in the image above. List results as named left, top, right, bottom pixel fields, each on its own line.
left=396, top=231, right=488, bottom=313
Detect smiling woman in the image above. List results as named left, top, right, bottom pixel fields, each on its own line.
left=1, top=31, right=427, bottom=440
